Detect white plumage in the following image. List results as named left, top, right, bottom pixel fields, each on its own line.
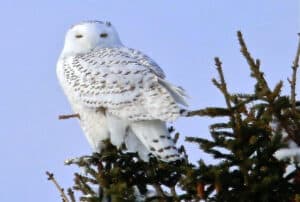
left=57, top=21, right=188, bottom=161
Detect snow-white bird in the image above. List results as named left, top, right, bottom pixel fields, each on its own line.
left=56, top=21, right=188, bottom=161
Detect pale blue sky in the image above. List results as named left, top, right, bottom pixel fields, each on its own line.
left=0, top=1, right=299, bottom=201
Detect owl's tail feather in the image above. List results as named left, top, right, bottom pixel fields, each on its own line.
left=129, top=120, right=181, bottom=162
left=124, top=128, right=150, bottom=162
left=106, top=114, right=151, bottom=161
left=158, top=78, right=189, bottom=107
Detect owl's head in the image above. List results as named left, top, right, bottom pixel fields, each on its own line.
left=61, top=21, right=123, bottom=57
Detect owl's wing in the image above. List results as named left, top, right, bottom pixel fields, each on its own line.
left=61, top=47, right=188, bottom=121
left=120, top=47, right=166, bottom=78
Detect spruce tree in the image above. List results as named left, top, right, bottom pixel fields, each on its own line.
left=47, top=31, right=300, bottom=202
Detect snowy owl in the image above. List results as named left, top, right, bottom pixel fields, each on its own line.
left=57, top=21, right=188, bottom=162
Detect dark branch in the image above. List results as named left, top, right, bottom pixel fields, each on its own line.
left=289, top=33, right=300, bottom=111
left=46, top=171, right=70, bottom=202
left=214, top=57, right=232, bottom=110
left=58, top=113, right=80, bottom=120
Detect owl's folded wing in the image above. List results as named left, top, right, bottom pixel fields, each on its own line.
left=60, top=47, right=188, bottom=121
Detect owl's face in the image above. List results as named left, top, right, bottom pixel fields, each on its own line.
left=61, top=21, right=122, bottom=57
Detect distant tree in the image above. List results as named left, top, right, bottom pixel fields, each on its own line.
left=47, top=31, right=300, bottom=202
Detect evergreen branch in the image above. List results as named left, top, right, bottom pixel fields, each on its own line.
left=46, top=171, right=70, bottom=202
left=74, top=173, right=96, bottom=195
left=187, top=107, right=231, bottom=117
left=49, top=31, right=300, bottom=201
left=213, top=57, right=232, bottom=110
left=232, top=93, right=255, bottom=99
left=185, top=136, right=216, bottom=148
left=170, top=186, right=178, bottom=200
left=237, top=31, right=271, bottom=95
left=179, top=145, right=189, bottom=160
left=145, top=196, right=171, bottom=202
left=210, top=123, right=232, bottom=130
left=64, top=156, right=96, bottom=167
left=206, top=149, right=235, bottom=160
left=212, top=57, right=247, bottom=135
left=289, top=33, right=300, bottom=111
left=211, top=131, right=234, bottom=138
left=153, top=184, right=165, bottom=201
left=173, top=132, right=180, bottom=144
left=67, top=188, right=76, bottom=202
left=271, top=81, right=283, bottom=101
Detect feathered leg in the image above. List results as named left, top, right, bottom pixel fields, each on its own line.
left=129, top=120, right=181, bottom=162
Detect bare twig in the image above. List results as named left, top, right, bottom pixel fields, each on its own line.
left=186, top=109, right=207, bottom=117
left=196, top=183, right=205, bottom=200
left=58, top=113, right=80, bottom=120
left=187, top=108, right=231, bottom=117
left=46, top=171, right=70, bottom=202
left=289, top=33, right=300, bottom=111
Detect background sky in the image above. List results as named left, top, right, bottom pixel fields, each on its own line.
left=0, top=1, right=299, bottom=201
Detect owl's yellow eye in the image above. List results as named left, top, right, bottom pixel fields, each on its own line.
left=100, top=33, right=108, bottom=38
left=75, top=34, right=83, bottom=38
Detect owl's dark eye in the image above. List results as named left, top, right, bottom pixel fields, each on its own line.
left=100, top=33, right=108, bottom=38
left=75, top=34, right=83, bottom=38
